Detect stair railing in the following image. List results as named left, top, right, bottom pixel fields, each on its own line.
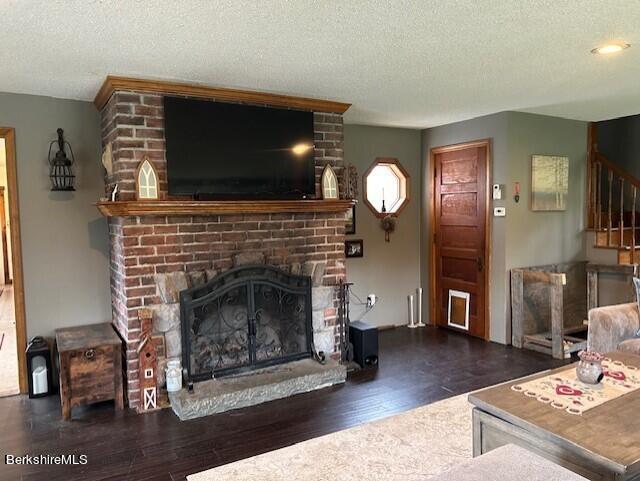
left=588, top=150, right=639, bottom=263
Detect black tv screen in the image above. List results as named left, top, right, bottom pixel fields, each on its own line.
left=164, top=96, right=316, bottom=199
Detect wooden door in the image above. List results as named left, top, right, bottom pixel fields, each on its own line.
left=431, top=140, right=490, bottom=339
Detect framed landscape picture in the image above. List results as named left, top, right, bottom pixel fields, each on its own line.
left=531, top=155, right=569, bottom=211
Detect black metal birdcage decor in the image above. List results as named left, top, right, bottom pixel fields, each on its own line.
left=48, top=128, right=75, bottom=191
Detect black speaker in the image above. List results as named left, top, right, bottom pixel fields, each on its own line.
left=349, top=320, right=378, bottom=369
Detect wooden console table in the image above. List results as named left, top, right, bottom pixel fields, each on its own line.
left=586, top=263, right=639, bottom=311
left=55, top=323, right=124, bottom=420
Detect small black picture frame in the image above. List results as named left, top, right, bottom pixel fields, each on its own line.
left=345, top=239, right=363, bottom=258
left=346, top=205, right=356, bottom=235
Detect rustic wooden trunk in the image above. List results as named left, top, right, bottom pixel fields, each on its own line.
left=55, top=323, right=124, bottom=420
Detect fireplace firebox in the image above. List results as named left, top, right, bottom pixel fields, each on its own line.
left=180, top=265, right=314, bottom=384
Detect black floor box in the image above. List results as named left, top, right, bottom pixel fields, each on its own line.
left=349, top=320, right=378, bottom=369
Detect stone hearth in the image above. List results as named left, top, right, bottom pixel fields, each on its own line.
left=170, top=359, right=346, bottom=421
left=99, top=83, right=349, bottom=410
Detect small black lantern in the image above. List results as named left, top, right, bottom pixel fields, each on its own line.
left=26, top=336, right=54, bottom=398
left=48, top=128, right=75, bottom=191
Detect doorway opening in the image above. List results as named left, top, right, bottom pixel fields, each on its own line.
left=0, top=129, right=26, bottom=397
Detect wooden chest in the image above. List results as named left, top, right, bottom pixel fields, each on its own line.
left=55, top=323, right=124, bottom=420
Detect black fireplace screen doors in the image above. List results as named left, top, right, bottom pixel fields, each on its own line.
left=180, top=265, right=314, bottom=384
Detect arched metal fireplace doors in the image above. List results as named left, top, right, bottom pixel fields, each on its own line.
left=180, top=265, right=320, bottom=387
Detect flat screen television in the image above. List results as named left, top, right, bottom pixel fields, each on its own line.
left=164, top=96, right=316, bottom=199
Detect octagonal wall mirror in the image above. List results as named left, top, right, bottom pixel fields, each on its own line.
left=363, top=157, right=410, bottom=217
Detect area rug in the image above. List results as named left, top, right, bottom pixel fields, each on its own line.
left=188, top=393, right=473, bottom=481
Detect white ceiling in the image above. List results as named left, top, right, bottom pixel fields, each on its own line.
left=1, top=0, right=639, bottom=128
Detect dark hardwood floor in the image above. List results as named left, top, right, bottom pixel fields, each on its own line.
left=0, top=326, right=567, bottom=481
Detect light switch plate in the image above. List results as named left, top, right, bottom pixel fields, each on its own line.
left=494, top=207, right=506, bottom=217
left=492, top=184, right=503, bottom=200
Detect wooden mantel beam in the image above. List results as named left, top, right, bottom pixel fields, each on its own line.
left=95, top=199, right=355, bottom=217
left=94, top=76, right=352, bottom=114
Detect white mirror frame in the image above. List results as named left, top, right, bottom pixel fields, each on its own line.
left=136, top=157, right=159, bottom=200
left=321, top=164, right=339, bottom=200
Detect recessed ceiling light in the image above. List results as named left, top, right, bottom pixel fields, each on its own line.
left=591, top=42, right=630, bottom=55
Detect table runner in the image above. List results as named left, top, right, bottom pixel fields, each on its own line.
left=511, top=357, right=640, bottom=415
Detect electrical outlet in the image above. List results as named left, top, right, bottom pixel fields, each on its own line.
left=494, top=207, right=506, bottom=217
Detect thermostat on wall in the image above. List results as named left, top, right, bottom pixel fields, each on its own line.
left=492, top=184, right=503, bottom=200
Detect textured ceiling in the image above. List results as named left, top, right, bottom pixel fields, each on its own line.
left=1, top=0, right=639, bottom=128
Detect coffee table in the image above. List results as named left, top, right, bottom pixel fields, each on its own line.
left=469, top=351, right=640, bottom=481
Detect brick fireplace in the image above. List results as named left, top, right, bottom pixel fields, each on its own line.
left=97, top=78, right=351, bottom=409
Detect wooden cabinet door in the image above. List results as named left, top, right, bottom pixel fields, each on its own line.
left=432, top=140, right=490, bottom=339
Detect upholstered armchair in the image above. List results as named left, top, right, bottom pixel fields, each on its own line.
left=587, top=303, right=640, bottom=355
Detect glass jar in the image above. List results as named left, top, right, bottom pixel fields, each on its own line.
left=166, top=359, right=182, bottom=393
left=576, top=350, right=604, bottom=384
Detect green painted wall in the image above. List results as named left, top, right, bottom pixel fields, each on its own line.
left=344, top=124, right=422, bottom=327
left=0, top=92, right=110, bottom=338
left=421, top=112, right=587, bottom=344
left=506, top=112, right=588, bottom=270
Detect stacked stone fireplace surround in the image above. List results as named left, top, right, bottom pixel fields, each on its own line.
left=100, top=90, right=348, bottom=410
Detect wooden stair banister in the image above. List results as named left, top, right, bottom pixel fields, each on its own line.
left=588, top=123, right=640, bottom=265
left=595, top=152, right=640, bottom=191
